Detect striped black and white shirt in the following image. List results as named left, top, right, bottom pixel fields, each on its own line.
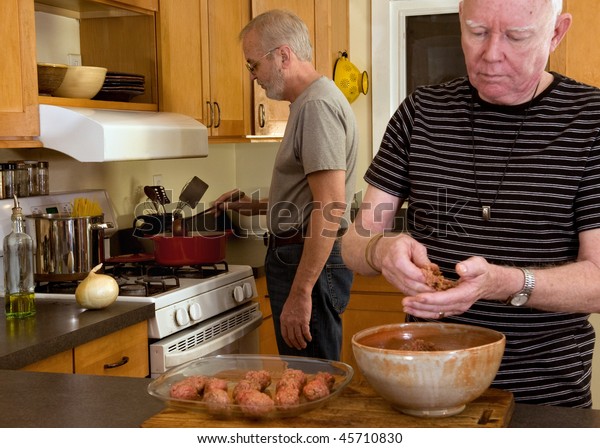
left=365, top=74, right=600, bottom=408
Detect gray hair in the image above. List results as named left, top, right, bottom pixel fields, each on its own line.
left=239, top=9, right=313, bottom=62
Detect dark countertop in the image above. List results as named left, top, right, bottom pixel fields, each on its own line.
left=0, top=369, right=599, bottom=428
left=0, top=299, right=155, bottom=369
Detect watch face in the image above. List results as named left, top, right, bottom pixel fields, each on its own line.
left=510, top=293, right=529, bottom=306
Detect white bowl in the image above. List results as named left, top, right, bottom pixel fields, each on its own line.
left=352, top=323, right=505, bottom=417
left=53, top=65, right=107, bottom=99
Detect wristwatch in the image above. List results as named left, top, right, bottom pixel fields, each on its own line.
left=506, top=268, right=535, bottom=307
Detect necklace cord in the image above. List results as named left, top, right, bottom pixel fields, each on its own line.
left=470, top=82, right=541, bottom=216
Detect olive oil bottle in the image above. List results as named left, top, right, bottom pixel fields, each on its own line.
left=3, top=196, right=35, bottom=319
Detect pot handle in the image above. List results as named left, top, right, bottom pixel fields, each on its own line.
left=90, top=222, right=114, bottom=230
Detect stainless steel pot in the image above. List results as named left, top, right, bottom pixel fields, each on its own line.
left=26, top=214, right=114, bottom=281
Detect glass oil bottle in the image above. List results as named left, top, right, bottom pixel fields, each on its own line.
left=3, top=195, right=35, bottom=319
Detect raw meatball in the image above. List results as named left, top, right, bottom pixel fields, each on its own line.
left=244, top=370, right=272, bottom=391
left=232, top=379, right=257, bottom=401
left=302, top=372, right=335, bottom=402
left=276, top=369, right=306, bottom=391
left=235, top=389, right=275, bottom=418
left=274, top=385, right=301, bottom=408
left=303, top=380, right=330, bottom=401
left=169, top=375, right=207, bottom=400
left=203, top=388, right=232, bottom=415
left=205, top=377, right=228, bottom=392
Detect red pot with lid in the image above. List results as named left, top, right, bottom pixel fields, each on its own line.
left=150, top=231, right=229, bottom=266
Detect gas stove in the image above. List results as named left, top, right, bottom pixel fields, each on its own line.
left=34, top=263, right=257, bottom=340
left=1, top=191, right=260, bottom=346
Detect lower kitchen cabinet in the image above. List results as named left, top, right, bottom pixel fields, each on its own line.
left=21, top=349, right=73, bottom=374
left=341, top=275, right=405, bottom=380
left=21, top=321, right=149, bottom=378
left=255, top=275, right=278, bottom=355
left=256, top=272, right=406, bottom=375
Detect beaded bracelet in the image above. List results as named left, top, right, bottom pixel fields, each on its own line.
left=364, top=233, right=384, bottom=273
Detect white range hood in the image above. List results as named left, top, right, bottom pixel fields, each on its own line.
left=38, top=105, right=208, bottom=162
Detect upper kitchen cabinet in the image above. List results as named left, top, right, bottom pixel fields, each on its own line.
left=549, top=0, right=600, bottom=88
left=34, top=0, right=159, bottom=110
left=0, top=0, right=41, bottom=148
left=250, top=0, right=349, bottom=137
left=158, top=0, right=252, bottom=140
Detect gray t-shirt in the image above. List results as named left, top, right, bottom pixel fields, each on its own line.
left=267, top=77, right=358, bottom=235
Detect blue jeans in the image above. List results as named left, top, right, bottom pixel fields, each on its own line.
left=265, top=239, right=353, bottom=361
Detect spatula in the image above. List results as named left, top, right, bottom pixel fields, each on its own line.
left=144, top=185, right=170, bottom=215
left=173, top=176, right=209, bottom=213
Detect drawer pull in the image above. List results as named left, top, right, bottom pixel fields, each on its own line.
left=104, top=356, right=130, bottom=369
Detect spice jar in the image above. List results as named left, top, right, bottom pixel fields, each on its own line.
left=24, top=161, right=39, bottom=196
left=2, top=163, right=16, bottom=199
left=12, top=161, right=29, bottom=198
left=37, top=161, right=49, bottom=195
left=0, top=164, right=4, bottom=199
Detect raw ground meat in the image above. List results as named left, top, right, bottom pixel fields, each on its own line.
left=203, top=388, right=232, bottom=414
left=302, top=372, right=335, bottom=401
left=235, top=388, right=275, bottom=417
left=399, top=338, right=436, bottom=351
left=421, top=264, right=457, bottom=291
left=168, top=375, right=207, bottom=400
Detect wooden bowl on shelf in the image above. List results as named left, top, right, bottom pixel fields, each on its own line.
left=53, top=65, right=108, bottom=99
left=37, top=63, right=68, bottom=96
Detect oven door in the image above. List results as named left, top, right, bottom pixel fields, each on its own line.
left=149, top=302, right=262, bottom=377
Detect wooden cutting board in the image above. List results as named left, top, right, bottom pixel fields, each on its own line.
left=141, top=380, right=514, bottom=428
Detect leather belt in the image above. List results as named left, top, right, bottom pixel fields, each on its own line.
left=264, top=228, right=347, bottom=249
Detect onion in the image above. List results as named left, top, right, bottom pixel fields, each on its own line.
left=75, top=263, right=119, bottom=309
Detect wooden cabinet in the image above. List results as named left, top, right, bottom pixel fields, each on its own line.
left=549, top=0, right=600, bottom=88
left=159, top=0, right=348, bottom=140
left=0, top=0, right=40, bottom=148
left=341, top=275, right=405, bottom=380
left=158, top=0, right=251, bottom=139
left=249, top=0, right=349, bottom=136
left=21, top=321, right=149, bottom=378
left=1, top=0, right=158, bottom=147
left=255, top=275, right=278, bottom=354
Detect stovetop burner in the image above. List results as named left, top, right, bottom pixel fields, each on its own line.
left=35, top=260, right=232, bottom=297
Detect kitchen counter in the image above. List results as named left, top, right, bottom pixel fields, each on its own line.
left=0, top=299, right=155, bottom=369
left=0, top=369, right=599, bottom=428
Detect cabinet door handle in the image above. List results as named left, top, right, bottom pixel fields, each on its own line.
left=213, top=101, right=221, bottom=128
left=104, top=356, right=129, bottom=369
left=258, top=104, right=266, bottom=128
left=206, top=101, right=214, bottom=128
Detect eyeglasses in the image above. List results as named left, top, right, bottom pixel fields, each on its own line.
left=245, top=46, right=280, bottom=74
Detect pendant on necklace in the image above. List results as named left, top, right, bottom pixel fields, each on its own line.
left=482, top=206, right=491, bottom=221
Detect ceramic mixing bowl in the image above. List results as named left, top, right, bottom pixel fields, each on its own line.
left=53, top=65, right=107, bottom=99
left=352, top=322, right=505, bottom=417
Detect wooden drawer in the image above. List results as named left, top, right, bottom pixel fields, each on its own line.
left=74, top=321, right=149, bottom=378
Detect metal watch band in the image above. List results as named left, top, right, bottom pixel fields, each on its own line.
left=507, top=268, right=535, bottom=306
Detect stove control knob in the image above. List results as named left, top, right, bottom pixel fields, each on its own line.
left=242, top=282, right=254, bottom=299
left=189, top=303, right=202, bottom=321
left=233, top=285, right=245, bottom=303
left=175, top=307, right=190, bottom=326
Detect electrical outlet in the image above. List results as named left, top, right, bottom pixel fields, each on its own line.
left=153, top=174, right=163, bottom=186
left=68, top=53, right=82, bottom=66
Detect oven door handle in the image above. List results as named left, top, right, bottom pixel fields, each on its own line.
left=150, top=310, right=263, bottom=375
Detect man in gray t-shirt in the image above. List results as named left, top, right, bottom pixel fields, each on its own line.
left=214, top=10, right=358, bottom=360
